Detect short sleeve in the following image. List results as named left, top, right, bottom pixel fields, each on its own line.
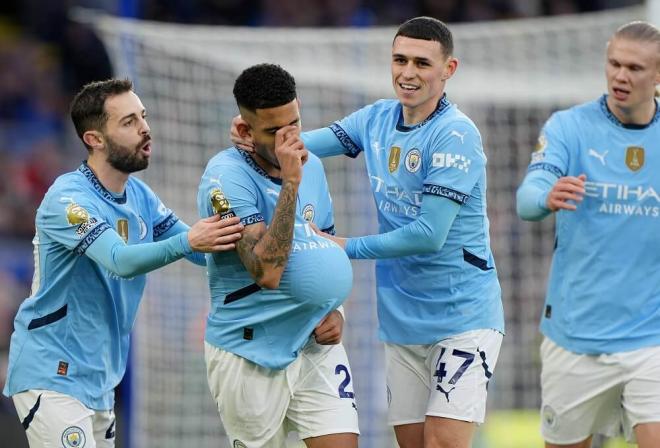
left=199, top=164, right=263, bottom=227
left=423, top=120, right=486, bottom=205
left=527, top=112, right=570, bottom=178
left=37, top=187, right=111, bottom=256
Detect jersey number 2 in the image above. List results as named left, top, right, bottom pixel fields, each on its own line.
left=335, top=364, right=355, bottom=399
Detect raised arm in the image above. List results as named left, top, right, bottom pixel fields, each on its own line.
left=234, top=127, right=307, bottom=288
left=231, top=115, right=349, bottom=158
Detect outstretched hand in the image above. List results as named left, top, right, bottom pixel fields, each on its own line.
left=187, top=215, right=243, bottom=252
left=314, top=309, right=344, bottom=345
left=546, top=174, right=586, bottom=212
left=310, top=222, right=347, bottom=249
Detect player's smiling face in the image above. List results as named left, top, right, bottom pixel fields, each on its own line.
left=605, top=37, right=660, bottom=119
left=391, top=36, right=457, bottom=124
left=102, top=91, right=152, bottom=173
left=246, top=99, right=301, bottom=171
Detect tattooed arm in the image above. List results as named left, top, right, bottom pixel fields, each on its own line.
left=235, top=180, right=299, bottom=288
left=234, top=125, right=307, bottom=289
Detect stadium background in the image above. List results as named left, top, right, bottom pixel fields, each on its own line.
left=0, top=1, right=655, bottom=447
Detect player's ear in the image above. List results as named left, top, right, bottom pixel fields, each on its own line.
left=236, top=121, right=252, bottom=139
left=442, top=57, right=458, bottom=81
left=82, top=130, right=104, bottom=150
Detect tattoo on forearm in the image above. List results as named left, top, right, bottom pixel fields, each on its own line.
left=236, top=230, right=264, bottom=281
left=261, top=180, right=297, bottom=267
left=236, top=180, right=297, bottom=282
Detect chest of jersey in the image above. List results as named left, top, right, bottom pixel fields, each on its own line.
left=98, top=192, right=153, bottom=245
left=365, top=124, right=438, bottom=222
left=252, top=176, right=329, bottom=239
left=574, top=123, right=660, bottom=218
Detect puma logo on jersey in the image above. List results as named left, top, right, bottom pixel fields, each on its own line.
left=450, top=130, right=467, bottom=144
left=588, top=148, right=608, bottom=166
left=266, top=188, right=280, bottom=197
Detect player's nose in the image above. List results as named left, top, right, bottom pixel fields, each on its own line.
left=402, top=64, right=416, bottom=79
left=139, top=117, right=151, bottom=134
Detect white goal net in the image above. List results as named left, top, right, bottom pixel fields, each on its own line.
left=78, top=6, right=645, bottom=447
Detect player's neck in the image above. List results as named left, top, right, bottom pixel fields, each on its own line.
left=401, top=94, right=444, bottom=126
left=86, top=157, right=129, bottom=194
left=250, top=152, right=281, bottom=179
left=606, top=96, right=656, bottom=125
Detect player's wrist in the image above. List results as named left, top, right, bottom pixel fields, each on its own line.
left=181, top=231, right=194, bottom=254
left=281, top=177, right=301, bottom=187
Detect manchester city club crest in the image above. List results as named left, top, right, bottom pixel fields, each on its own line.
left=625, top=146, right=644, bottom=172
left=542, top=405, right=557, bottom=430
left=302, top=203, right=315, bottom=222
left=388, top=146, right=401, bottom=173
left=138, top=216, right=148, bottom=240
left=404, top=148, right=422, bottom=173
left=61, top=426, right=86, bottom=447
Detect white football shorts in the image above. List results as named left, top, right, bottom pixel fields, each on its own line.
left=13, top=389, right=115, bottom=448
left=205, top=338, right=359, bottom=447
left=385, top=328, right=503, bottom=426
left=540, top=337, right=660, bottom=444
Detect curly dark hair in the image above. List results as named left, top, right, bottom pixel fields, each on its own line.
left=233, top=63, right=297, bottom=112
left=70, top=78, right=133, bottom=150
left=395, top=16, right=453, bottom=57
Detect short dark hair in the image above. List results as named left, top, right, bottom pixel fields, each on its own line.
left=233, top=63, right=297, bottom=112
left=394, top=16, right=453, bottom=57
left=70, top=78, right=133, bottom=149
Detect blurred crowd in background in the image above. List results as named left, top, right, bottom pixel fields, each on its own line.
left=0, top=0, right=643, bottom=436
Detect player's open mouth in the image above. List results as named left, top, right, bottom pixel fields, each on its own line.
left=398, top=83, right=419, bottom=91
left=612, top=87, right=629, bottom=100
left=141, top=143, right=152, bottom=155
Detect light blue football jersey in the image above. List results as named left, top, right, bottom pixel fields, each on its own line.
left=329, top=96, right=504, bottom=344
left=3, top=162, right=179, bottom=410
left=198, top=149, right=353, bottom=369
left=529, top=95, right=660, bottom=354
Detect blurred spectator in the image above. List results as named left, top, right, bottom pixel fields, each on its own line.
left=418, top=0, right=523, bottom=22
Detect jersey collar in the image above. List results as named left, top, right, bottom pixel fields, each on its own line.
left=396, top=94, right=451, bottom=132
left=78, top=161, right=127, bottom=204
left=236, top=148, right=282, bottom=185
left=599, top=94, right=660, bottom=130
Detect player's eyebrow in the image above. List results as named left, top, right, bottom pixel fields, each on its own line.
left=119, top=109, right=147, bottom=122
left=264, top=117, right=300, bottom=133
left=392, top=53, right=432, bottom=64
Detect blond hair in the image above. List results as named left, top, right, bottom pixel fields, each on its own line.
left=613, top=21, right=660, bottom=96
